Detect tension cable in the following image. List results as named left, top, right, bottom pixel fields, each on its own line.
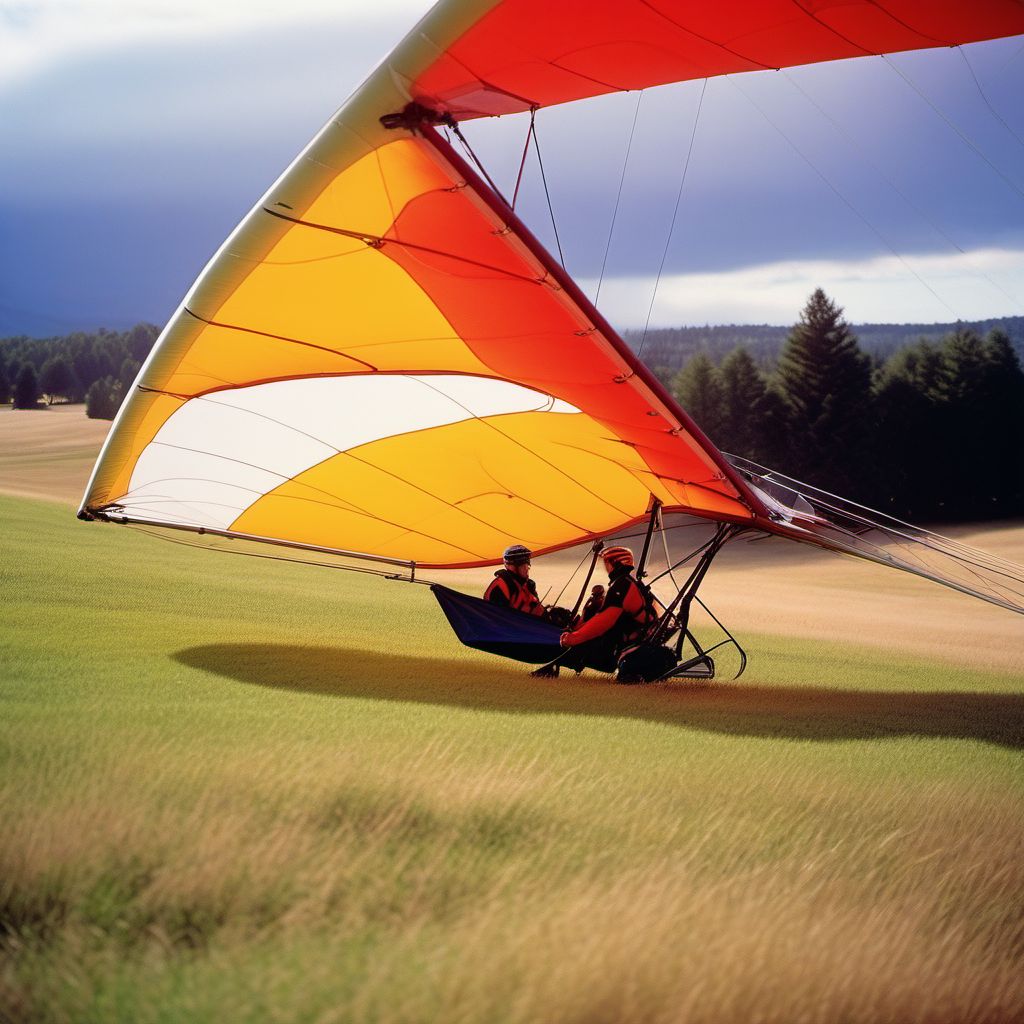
left=957, top=45, right=1024, bottom=152
left=882, top=54, right=1024, bottom=205
left=528, top=113, right=567, bottom=270
left=730, top=73, right=959, bottom=319
left=450, top=122, right=513, bottom=208
left=780, top=68, right=1024, bottom=315
left=595, top=91, right=644, bottom=307
left=637, top=78, right=707, bottom=361
left=511, top=108, right=536, bottom=210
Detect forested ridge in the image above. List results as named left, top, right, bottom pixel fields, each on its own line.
left=627, top=314, right=1024, bottom=375
left=2, top=294, right=1022, bottom=522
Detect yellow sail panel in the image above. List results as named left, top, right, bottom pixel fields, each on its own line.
left=230, top=405, right=674, bottom=566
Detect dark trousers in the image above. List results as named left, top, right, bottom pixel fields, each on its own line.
left=559, top=633, right=621, bottom=674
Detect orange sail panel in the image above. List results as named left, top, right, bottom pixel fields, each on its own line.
left=81, top=132, right=752, bottom=568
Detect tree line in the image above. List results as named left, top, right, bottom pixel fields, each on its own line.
left=629, top=313, right=1024, bottom=377
left=3, top=293, right=1022, bottom=522
left=668, top=289, right=1024, bottom=522
left=0, top=323, right=158, bottom=419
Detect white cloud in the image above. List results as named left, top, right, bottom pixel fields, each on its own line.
left=587, top=248, right=1024, bottom=327
left=0, top=0, right=432, bottom=91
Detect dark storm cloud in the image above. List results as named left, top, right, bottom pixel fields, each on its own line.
left=2, top=11, right=1023, bottom=335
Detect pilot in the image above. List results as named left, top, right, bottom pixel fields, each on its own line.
left=483, top=544, right=546, bottom=616
left=536, top=547, right=654, bottom=677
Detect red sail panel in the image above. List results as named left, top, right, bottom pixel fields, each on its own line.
left=411, top=0, right=1024, bottom=118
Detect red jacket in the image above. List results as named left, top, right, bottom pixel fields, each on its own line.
left=562, top=567, right=653, bottom=646
left=484, top=569, right=544, bottom=616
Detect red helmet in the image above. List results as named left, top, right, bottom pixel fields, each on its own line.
left=601, top=546, right=634, bottom=569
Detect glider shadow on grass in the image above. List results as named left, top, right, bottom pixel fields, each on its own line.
left=174, top=644, right=1024, bottom=749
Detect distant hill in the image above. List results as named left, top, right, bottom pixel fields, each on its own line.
left=623, top=315, right=1024, bottom=374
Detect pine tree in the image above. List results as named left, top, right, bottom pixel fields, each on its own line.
left=872, top=340, right=946, bottom=517
left=775, top=289, right=873, bottom=496
left=718, top=347, right=768, bottom=461
left=980, top=329, right=1024, bottom=517
left=671, top=352, right=725, bottom=443
left=936, top=327, right=1024, bottom=518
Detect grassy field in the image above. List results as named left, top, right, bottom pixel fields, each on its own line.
left=1, top=407, right=1023, bottom=1023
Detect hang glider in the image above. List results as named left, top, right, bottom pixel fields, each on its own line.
left=80, top=0, right=1024, bottom=673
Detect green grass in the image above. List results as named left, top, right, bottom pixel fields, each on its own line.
left=1, top=493, right=1022, bottom=1023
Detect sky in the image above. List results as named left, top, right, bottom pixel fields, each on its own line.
left=2, top=1, right=1024, bottom=337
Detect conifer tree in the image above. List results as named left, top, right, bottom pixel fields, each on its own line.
left=980, top=329, right=1024, bottom=517
left=718, top=347, right=768, bottom=461
left=937, top=327, right=1024, bottom=518
left=672, top=352, right=725, bottom=443
left=775, top=289, right=873, bottom=496
left=872, top=340, right=946, bottom=517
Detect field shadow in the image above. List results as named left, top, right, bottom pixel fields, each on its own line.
left=174, top=644, right=1024, bottom=749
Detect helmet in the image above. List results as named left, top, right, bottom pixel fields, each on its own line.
left=502, top=544, right=533, bottom=566
left=601, top=545, right=634, bottom=569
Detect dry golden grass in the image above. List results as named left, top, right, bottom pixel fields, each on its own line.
left=2, top=735, right=1022, bottom=1024
left=0, top=405, right=109, bottom=506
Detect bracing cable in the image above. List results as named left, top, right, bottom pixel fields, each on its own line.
left=638, top=78, right=707, bottom=360
left=729, top=73, right=960, bottom=319
left=595, top=91, right=644, bottom=306
left=780, top=68, right=1024, bottom=314
left=957, top=45, right=1024, bottom=151
left=529, top=114, right=567, bottom=270
left=511, top=109, right=536, bottom=210
left=882, top=54, right=1024, bottom=205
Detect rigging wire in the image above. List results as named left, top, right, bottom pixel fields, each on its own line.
left=128, top=525, right=423, bottom=581
left=881, top=54, right=1024, bottom=205
left=528, top=113, right=567, bottom=270
left=551, top=544, right=598, bottom=608
left=511, top=108, right=536, bottom=210
left=449, top=122, right=514, bottom=208
left=729, top=73, right=960, bottom=320
left=595, top=91, right=644, bottom=307
left=780, top=68, right=1024, bottom=314
left=957, top=45, right=1024, bottom=152
left=637, top=78, right=707, bottom=360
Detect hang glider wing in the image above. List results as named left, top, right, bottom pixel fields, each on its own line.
left=80, top=0, right=1024, bottom=590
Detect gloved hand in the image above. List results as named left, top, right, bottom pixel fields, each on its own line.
left=559, top=632, right=576, bottom=647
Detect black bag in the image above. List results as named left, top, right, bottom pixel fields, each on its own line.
left=615, top=643, right=678, bottom=684
left=544, top=606, right=574, bottom=629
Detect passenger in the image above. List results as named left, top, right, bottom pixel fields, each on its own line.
left=580, top=584, right=605, bottom=622
left=534, top=547, right=654, bottom=677
left=483, top=544, right=546, bottom=617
